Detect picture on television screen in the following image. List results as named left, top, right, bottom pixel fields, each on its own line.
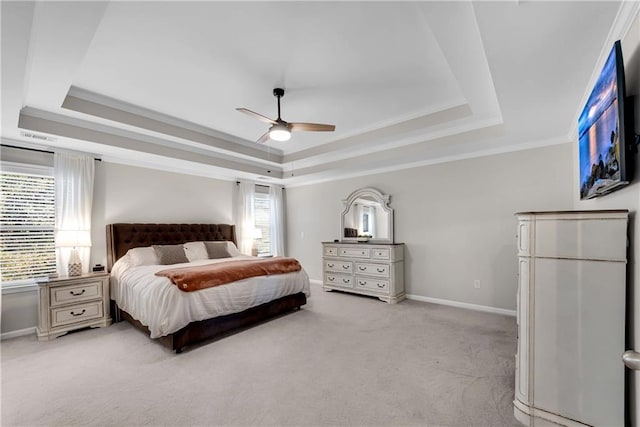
left=578, top=42, right=626, bottom=199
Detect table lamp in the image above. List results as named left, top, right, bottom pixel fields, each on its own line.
left=251, top=228, right=263, bottom=257
left=55, top=230, right=91, bottom=276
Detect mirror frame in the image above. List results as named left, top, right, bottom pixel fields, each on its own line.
left=340, top=187, right=394, bottom=243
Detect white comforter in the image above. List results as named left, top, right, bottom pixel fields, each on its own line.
left=110, top=255, right=310, bottom=338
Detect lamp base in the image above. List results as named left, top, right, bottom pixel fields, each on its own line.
left=68, top=263, right=82, bottom=277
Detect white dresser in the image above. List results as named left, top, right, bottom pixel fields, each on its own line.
left=514, top=210, right=628, bottom=426
left=322, top=242, right=405, bottom=303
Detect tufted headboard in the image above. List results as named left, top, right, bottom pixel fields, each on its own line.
left=106, top=223, right=237, bottom=271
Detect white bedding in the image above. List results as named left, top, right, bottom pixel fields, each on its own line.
left=110, top=254, right=310, bottom=338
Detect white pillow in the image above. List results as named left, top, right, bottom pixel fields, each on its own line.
left=183, top=241, right=208, bottom=262
left=225, top=241, right=242, bottom=257
left=127, top=246, right=160, bottom=266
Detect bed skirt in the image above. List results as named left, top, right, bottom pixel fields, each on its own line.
left=112, top=292, right=307, bottom=353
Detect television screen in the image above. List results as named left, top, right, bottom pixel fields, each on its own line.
left=578, top=41, right=629, bottom=199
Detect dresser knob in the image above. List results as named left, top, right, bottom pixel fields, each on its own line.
left=343, top=278, right=350, bottom=284
left=328, top=277, right=335, bottom=281
left=328, top=263, right=335, bottom=268
left=359, top=266, right=366, bottom=271
left=377, top=268, right=385, bottom=273
left=359, top=281, right=367, bottom=286
left=377, top=283, right=385, bottom=288
left=69, top=289, right=86, bottom=296
left=70, top=309, right=86, bottom=317
left=342, top=265, right=349, bottom=269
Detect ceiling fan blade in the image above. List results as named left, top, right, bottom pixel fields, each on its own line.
left=256, top=131, right=271, bottom=144
left=236, top=108, right=277, bottom=125
left=289, top=122, right=336, bottom=132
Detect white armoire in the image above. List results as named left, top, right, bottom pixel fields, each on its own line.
left=514, top=210, right=628, bottom=426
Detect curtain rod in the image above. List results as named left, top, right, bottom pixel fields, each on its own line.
left=236, top=181, right=285, bottom=190
left=1, top=144, right=102, bottom=161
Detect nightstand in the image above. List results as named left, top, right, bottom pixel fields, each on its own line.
left=36, top=272, right=111, bottom=341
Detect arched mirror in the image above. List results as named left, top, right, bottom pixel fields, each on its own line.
left=341, top=187, right=393, bottom=243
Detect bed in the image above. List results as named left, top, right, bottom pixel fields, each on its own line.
left=106, top=223, right=309, bottom=353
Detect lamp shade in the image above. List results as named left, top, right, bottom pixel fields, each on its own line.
left=55, top=229, right=92, bottom=248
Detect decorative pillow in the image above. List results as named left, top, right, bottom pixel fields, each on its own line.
left=153, top=244, right=189, bottom=265
left=183, top=241, right=208, bottom=262
left=127, top=247, right=160, bottom=266
left=204, top=241, right=232, bottom=259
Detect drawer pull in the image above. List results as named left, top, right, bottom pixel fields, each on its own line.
left=328, top=263, right=335, bottom=268
left=377, top=283, right=385, bottom=288
left=69, top=289, right=86, bottom=296
left=377, top=268, right=385, bottom=273
left=343, top=278, right=350, bottom=284
left=328, top=277, right=335, bottom=281
left=359, top=281, right=367, bottom=286
left=361, top=251, right=365, bottom=255
left=70, top=309, right=86, bottom=317
left=342, top=265, right=350, bottom=269
left=358, top=266, right=367, bottom=271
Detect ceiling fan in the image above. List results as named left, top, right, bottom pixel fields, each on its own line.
left=236, top=88, right=335, bottom=143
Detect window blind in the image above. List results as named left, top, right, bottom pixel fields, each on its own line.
left=0, top=171, right=56, bottom=282
left=254, top=188, right=271, bottom=256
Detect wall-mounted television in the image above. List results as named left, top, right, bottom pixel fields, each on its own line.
left=578, top=40, right=634, bottom=199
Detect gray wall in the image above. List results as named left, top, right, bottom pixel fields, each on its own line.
left=286, top=143, right=574, bottom=311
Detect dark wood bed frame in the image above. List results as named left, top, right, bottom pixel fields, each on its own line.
left=106, top=223, right=307, bottom=353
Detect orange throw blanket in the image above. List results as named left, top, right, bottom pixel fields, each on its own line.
left=155, top=257, right=302, bottom=292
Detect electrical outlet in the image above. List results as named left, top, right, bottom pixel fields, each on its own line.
left=473, top=279, right=481, bottom=289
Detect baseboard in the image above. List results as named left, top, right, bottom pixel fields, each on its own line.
left=309, top=279, right=323, bottom=286
left=1, top=326, right=36, bottom=340
left=406, top=294, right=516, bottom=317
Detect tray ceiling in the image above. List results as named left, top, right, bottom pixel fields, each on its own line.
left=1, top=1, right=633, bottom=186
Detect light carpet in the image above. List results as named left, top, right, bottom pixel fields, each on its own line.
left=1, top=284, right=519, bottom=426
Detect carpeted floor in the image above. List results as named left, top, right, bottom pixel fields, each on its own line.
left=1, top=284, right=519, bottom=426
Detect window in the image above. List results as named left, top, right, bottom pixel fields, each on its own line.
left=253, top=186, right=271, bottom=256
left=0, top=169, right=56, bottom=283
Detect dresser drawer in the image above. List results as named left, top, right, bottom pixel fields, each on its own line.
left=324, top=246, right=338, bottom=256
left=355, top=262, right=389, bottom=278
left=50, top=281, right=102, bottom=307
left=356, top=277, right=389, bottom=293
left=371, top=248, right=390, bottom=260
left=50, top=301, right=103, bottom=327
left=324, top=273, right=354, bottom=288
left=325, top=260, right=353, bottom=274
left=339, top=247, right=370, bottom=258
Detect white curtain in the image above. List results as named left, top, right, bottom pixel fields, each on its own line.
left=269, top=186, right=285, bottom=256
left=54, top=153, right=94, bottom=275
left=235, top=181, right=255, bottom=255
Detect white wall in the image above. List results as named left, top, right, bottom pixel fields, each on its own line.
left=1, top=157, right=234, bottom=335
left=286, top=143, right=574, bottom=311
left=90, top=162, right=234, bottom=267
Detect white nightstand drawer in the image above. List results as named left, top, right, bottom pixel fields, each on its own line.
left=355, top=263, right=389, bottom=278
left=325, top=260, right=353, bottom=274
left=324, top=247, right=338, bottom=256
left=356, top=277, right=389, bottom=292
left=50, top=281, right=102, bottom=307
left=324, top=273, right=354, bottom=288
left=51, top=301, right=103, bottom=327
left=372, top=248, right=390, bottom=260
left=339, top=247, right=370, bottom=258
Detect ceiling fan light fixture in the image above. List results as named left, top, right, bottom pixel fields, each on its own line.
left=269, top=123, right=291, bottom=141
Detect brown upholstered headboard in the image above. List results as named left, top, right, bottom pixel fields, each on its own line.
left=106, top=223, right=237, bottom=271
